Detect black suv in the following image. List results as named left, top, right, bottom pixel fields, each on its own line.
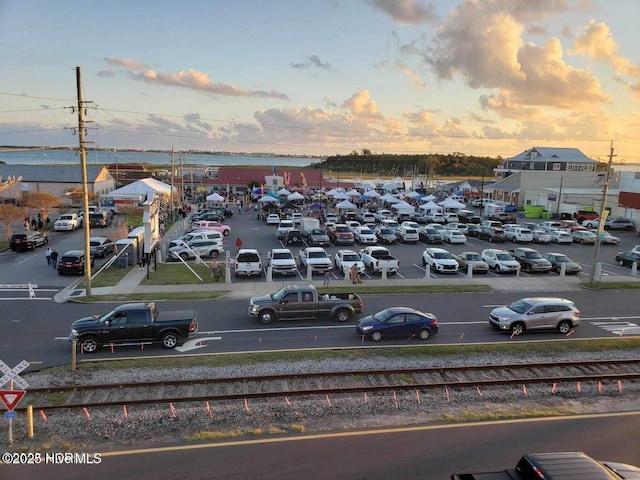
left=284, top=229, right=303, bottom=245
left=478, top=225, right=506, bottom=242
left=57, top=250, right=94, bottom=275
left=10, top=232, right=48, bottom=251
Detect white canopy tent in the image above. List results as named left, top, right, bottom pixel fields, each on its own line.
left=335, top=199, right=356, bottom=210
left=362, top=190, right=380, bottom=198
left=419, top=194, right=436, bottom=202
left=346, top=189, right=361, bottom=197
left=379, top=193, right=399, bottom=203
left=325, top=188, right=339, bottom=196
left=438, top=198, right=466, bottom=210
left=391, top=200, right=415, bottom=213
left=276, top=188, right=291, bottom=196
left=287, top=191, right=304, bottom=201
left=405, top=191, right=421, bottom=199
left=419, top=200, right=442, bottom=212
left=333, top=192, right=349, bottom=200
left=108, top=178, right=174, bottom=196
left=206, top=192, right=225, bottom=202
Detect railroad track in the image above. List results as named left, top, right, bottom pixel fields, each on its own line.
left=18, top=359, right=640, bottom=412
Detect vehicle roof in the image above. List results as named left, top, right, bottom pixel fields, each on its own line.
left=337, top=249, right=358, bottom=254
left=523, top=452, right=618, bottom=479
left=237, top=248, right=259, bottom=254
left=114, top=302, right=153, bottom=312
left=426, top=247, right=450, bottom=253
left=482, top=248, right=507, bottom=254
left=89, top=236, right=111, bottom=242
left=61, top=249, right=84, bottom=256
left=305, top=246, right=327, bottom=251
left=517, top=297, right=574, bottom=304
left=271, top=248, right=293, bottom=253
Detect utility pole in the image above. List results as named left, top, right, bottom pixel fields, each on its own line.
left=588, top=141, right=616, bottom=284
left=75, top=67, right=93, bottom=296
left=170, top=147, right=175, bottom=221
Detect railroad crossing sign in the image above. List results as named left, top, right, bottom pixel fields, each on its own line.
left=0, top=390, right=26, bottom=412
left=0, top=360, right=29, bottom=390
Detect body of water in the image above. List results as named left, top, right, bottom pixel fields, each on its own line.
left=0, top=149, right=320, bottom=168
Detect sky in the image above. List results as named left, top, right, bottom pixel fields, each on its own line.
left=1, top=0, right=640, bottom=162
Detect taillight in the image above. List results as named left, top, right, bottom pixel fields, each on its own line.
left=189, top=321, right=196, bottom=332
left=235, top=263, right=239, bottom=269
left=258, top=263, right=262, bottom=269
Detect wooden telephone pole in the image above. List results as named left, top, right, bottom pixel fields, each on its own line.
left=75, top=67, right=93, bottom=296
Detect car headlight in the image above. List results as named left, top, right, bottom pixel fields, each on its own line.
left=360, top=325, right=373, bottom=332
left=250, top=304, right=259, bottom=313
left=71, top=329, right=79, bottom=337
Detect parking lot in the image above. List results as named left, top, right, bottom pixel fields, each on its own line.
left=164, top=206, right=640, bottom=284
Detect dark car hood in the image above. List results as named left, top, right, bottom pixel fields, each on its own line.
left=356, top=315, right=375, bottom=328
left=71, top=316, right=101, bottom=329
left=250, top=294, right=273, bottom=305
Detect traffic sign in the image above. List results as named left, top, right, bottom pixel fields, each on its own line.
left=0, top=390, right=26, bottom=412
left=4, top=411, right=17, bottom=419
left=0, top=360, right=29, bottom=390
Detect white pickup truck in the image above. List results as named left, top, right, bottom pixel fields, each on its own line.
left=359, top=246, right=399, bottom=274
left=298, top=247, right=333, bottom=273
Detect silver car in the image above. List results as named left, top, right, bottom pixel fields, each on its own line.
left=489, top=297, right=580, bottom=336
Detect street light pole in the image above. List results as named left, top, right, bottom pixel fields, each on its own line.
left=588, top=141, right=615, bottom=284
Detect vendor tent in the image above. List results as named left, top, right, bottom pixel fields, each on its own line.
left=335, top=199, right=356, bottom=210
left=379, top=193, right=399, bottom=203
left=206, top=192, right=225, bottom=202
left=276, top=188, right=291, bottom=196
left=391, top=200, right=415, bottom=213
left=419, top=200, right=442, bottom=212
left=287, top=191, right=304, bottom=201
left=258, top=195, right=280, bottom=203
left=438, top=198, right=466, bottom=209
left=346, top=189, right=360, bottom=197
left=362, top=190, right=380, bottom=198
left=108, top=178, right=174, bottom=196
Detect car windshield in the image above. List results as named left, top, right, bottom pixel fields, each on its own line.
left=466, top=254, right=481, bottom=261
left=360, top=229, right=373, bottom=234
left=273, top=252, right=292, bottom=260
left=59, top=215, right=73, bottom=220
left=433, top=252, right=452, bottom=259
left=507, top=300, right=533, bottom=314
left=336, top=226, right=349, bottom=232
left=496, top=253, right=512, bottom=260
left=525, top=252, right=542, bottom=259
left=310, top=230, right=325, bottom=235
left=271, top=287, right=288, bottom=301
left=342, top=253, right=359, bottom=261
left=554, top=255, right=569, bottom=262
left=380, top=228, right=393, bottom=234
left=89, top=240, right=102, bottom=246
left=309, top=251, right=327, bottom=258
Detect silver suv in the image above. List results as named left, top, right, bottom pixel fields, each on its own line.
left=489, top=297, right=580, bottom=336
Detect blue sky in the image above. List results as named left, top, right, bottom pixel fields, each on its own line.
left=1, top=0, right=639, bottom=161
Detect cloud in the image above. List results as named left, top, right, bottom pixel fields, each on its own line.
left=367, top=0, right=438, bottom=25
left=396, top=61, right=425, bottom=89
left=572, top=19, right=640, bottom=77
left=104, top=57, right=149, bottom=70
left=103, top=57, right=289, bottom=99
left=290, top=55, right=335, bottom=71
left=419, top=3, right=610, bottom=108
left=341, top=90, right=384, bottom=119
left=97, top=70, right=115, bottom=78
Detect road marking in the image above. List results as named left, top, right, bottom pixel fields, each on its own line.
left=0, top=297, right=52, bottom=301
left=591, top=321, right=640, bottom=335
left=175, top=336, right=222, bottom=352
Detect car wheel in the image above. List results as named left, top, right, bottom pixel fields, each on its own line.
left=259, top=310, right=275, bottom=324
left=223, top=230, right=230, bottom=236
left=335, top=308, right=350, bottom=323
left=210, top=251, right=219, bottom=258
left=495, top=265, right=502, bottom=273
left=512, top=237, right=517, bottom=243
left=618, top=260, right=625, bottom=266
left=555, top=239, right=560, bottom=244
left=79, top=336, right=99, bottom=353
left=510, top=322, right=525, bottom=336
left=488, top=236, right=493, bottom=242
left=558, top=320, right=572, bottom=334
left=580, top=239, right=585, bottom=244
left=371, top=331, right=382, bottom=342
left=161, top=332, right=179, bottom=349
left=419, top=329, right=430, bottom=340
left=422, top=258, right=427, bottom=267
left=179, top=253, right=189, bottom=261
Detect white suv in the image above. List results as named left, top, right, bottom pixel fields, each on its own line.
left=169, top=239, right=224, bottom=261
left=503, top=225, right=534, bottom=243
left=422, top=247, right=459, bottom=273
left=234, top=249, right=263, bottom=277
left=54, top=213, right=80, bottom=231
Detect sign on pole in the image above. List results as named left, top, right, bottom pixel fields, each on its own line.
left=0, top=360, right=29, bottom=390
left=0, top=390, right=26, bottom=412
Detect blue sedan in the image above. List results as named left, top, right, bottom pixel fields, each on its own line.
left=356, top=307, right=438, bottom=342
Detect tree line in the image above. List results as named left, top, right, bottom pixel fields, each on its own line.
left=310, top=151, right=504, bottom=178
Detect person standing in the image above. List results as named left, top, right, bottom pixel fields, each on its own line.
left=24, top=218, right=30, bottom=231
left=323, top=271, right=331, bottom=287
left=50, top=249, right=58, bottom=269
left=45, top=247, right=52, bottom=265
left=235, top=237, right=243, bottom=253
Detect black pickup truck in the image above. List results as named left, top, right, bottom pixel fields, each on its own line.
left=248, top=284, right=363, bottom=324
left=69, top=302, right=198, bottom=353
left=450, top=452, right=640, bottom=480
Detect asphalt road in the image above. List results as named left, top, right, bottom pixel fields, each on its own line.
left=1, top=289, right=639, bottom=370
left=3, top=412, right=639, bottom=479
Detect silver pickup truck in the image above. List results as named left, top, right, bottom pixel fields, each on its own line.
left=248, top=284, right=363, bottom=324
